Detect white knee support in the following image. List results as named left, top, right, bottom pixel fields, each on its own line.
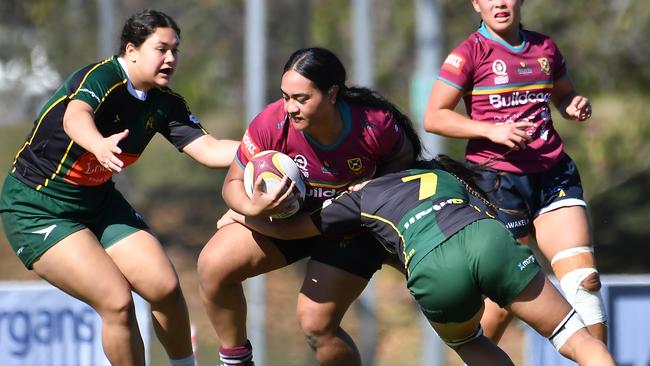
left=548, top=309, right=586, bottom=351
left=552, top=247, right=607, bottom=326
left=441, top=325, right=483, bottom=348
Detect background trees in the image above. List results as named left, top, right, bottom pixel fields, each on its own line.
left=1, top=0, right=648, bottom=270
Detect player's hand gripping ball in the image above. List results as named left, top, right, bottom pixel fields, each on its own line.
left=243, top=150, right=307, bottom=218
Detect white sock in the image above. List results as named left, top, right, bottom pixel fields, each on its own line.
left=170, top=354, right=196, bottom=366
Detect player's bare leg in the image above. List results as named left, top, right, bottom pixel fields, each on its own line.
left=297, top=260, right=366, bottom=366
left=534, top=206, right=607, bottom=343
left=432, top=308, right=514, bottom=365
left=508, top=272, right=613, bottom=365
left=33, top=229, right=145, bottom=366
left=480, top=298, right=514, bottom=342
left=198, top=223, right=288, bottom=364
left=108, top=230, right=194, bottom=363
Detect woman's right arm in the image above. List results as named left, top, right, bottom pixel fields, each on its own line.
left=63, top=100, right=129, bottom=172
left=221, top=159, right=296, bottom=217
left=424, top=80, right=533, bottom=151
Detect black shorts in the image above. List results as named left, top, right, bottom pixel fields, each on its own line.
left=469, top=154, right=586, bottom=238
left=270, top=233, right=388, bottom=280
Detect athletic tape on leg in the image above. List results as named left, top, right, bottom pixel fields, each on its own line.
left=552, top=247, right=607, bottom=325
left=548, top=309, right=585, bottom=351
left=559, top=268, right=607, bottom=325
left=550, top=246, right=593, bottom=265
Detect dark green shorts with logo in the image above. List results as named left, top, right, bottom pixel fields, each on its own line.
left=0, top=174, right=148, bottom=269
left=407, top=219, right=540, bottom=323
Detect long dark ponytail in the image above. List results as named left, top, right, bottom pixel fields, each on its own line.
left=415, top=155, right=498, bottom=214
left=283, top=47, right=422, bottom=161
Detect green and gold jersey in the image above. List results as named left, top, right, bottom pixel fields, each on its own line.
left=10, top=56, right=207, bottom=198
left=311, top=168, right=491, bottom=274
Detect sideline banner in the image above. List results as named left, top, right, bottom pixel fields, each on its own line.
left=0, top=281, right=151, bottom=366
left=525, top=275, right=650, bottom=366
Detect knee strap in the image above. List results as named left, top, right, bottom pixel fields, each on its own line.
left=548, top=309, right=585, bottom=351
left=441, top=325, right=483, bottom=348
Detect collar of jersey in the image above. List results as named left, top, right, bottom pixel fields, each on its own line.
left=303, top=100, right=351, bottom=150
left=477, top=22, right=527, bottom=53
left=117, top=56, right=148, bottom=101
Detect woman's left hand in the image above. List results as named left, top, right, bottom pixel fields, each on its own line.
left=564, top=95, right=592, bottom=121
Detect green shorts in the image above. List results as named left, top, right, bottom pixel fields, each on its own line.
left=0, top=174, right=148, bottom=269
left=407, top=219, right=540, bottom=323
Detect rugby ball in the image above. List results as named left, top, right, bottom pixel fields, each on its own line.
left=243, top=150, right=306, bottom=218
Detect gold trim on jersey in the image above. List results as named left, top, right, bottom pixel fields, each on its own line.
left=95, top=79, right=128, bottom=112
left=70, top=58, right=113, bottom=100
left=466, top=82, right=553, bottom=96
left=39, top=140, right=75, bottom=190
left=360, top=212, right=409, bottom=274
left=12, top=95, right=68, bottom=167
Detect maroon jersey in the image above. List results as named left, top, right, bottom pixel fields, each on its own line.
left=236, top=99, right=405, bottom=212
left=438, top=23, right=568, bottom=173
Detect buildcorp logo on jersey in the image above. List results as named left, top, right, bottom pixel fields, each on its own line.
left=489, top=91, right=551, bottom=109
left=307, top=186, right=340, bottom=199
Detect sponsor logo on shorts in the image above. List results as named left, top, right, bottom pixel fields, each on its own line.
left=505, top=218, right=529, bottom=230
left=517, top=254, right=536, bottom=271
left=31, top=224, right=57, bottom=241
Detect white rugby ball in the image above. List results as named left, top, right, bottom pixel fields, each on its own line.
left=243, top=150, right=306, bottom=218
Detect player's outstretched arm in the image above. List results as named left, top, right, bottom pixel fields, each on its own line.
left=63, top=99, right=128, bottom=173
left=183, top=134, right=239, bottom=168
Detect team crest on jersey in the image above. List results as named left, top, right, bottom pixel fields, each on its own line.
left=442, top=53, right=465, bottom=75
left=492, top=60, right=507, bottom=76
left=347, top=158, right=363, bottom=173
left=492, top=60, right=509, bottom=85
left=538, top=57, right=551, bottom=74
left=145, top=115, right=155, bottom=130
left=294, top=154, right=309, bottom=178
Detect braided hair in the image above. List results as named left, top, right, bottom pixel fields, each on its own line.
left=414, top=155, right=498, bottom=215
